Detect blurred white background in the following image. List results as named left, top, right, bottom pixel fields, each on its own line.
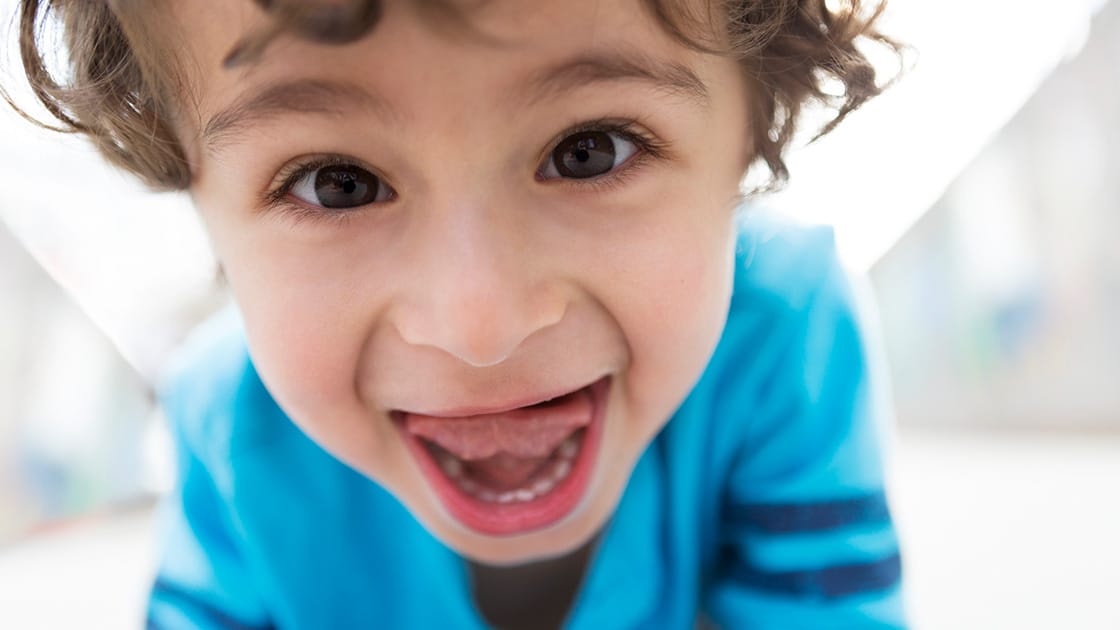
left=1, top=0, right=1119, bottom=628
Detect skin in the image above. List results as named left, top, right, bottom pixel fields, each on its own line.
left=170, top=0, right=750, bottom=566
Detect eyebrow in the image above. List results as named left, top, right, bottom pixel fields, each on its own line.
left=202, top=79, right=393, bottom=154
left=525, top=49, right=710, bottom=107
left=201, top=49, right=709, bottom=154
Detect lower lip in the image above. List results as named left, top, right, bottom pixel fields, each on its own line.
left=398, top=377, right=609, bottom=536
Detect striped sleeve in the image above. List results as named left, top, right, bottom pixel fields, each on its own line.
left=704, top=235, right=906, bottom=629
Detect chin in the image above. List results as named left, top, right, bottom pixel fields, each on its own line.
left=435, top=487, right=618, bottom=567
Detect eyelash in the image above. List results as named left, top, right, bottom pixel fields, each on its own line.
left=536, top=118, right=669, bottom=192
left=264, top=154, right=377, bottom=226
left=261, top=118, right=669, bottom=225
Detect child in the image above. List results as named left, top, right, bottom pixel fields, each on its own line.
left=8, top=0, right=906, bottom=627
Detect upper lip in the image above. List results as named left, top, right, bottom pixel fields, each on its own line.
left=391, top=375, right=606, bottom=419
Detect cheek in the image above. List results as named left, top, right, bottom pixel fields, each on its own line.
left=237, top=276, right=361, bottom=435
left=629, top=227, right=733, bottom=360
left=246, top=293, right=353, bottom=404
left=599, top=202, right=737, bottom=432
left=201, top=210, right=376, bottom=420
left=210, top=235, right=415, bottom=478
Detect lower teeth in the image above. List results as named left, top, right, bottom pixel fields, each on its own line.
left=436, top=434, right=581, bottom=503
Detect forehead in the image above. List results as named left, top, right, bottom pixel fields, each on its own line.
left=172, top=0, right=686, bottom=62
left=169, top=0, right=718, bottom=146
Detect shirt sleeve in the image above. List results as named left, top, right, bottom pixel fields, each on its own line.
left=146, top=374, right=275, bottom=629
left=703, top=231, right=907, bottom=629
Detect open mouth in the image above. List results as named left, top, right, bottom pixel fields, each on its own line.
left=396, top=377, right=609, bottom=536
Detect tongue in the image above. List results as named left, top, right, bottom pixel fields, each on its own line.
left=468, top=452, right=550, bottom=489
left=404, top=388, right=592, bottom=460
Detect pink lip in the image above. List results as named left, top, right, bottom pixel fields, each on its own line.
left=394, top=379, right=606, bottom=418
left=396, top=377, right=610, bottom=536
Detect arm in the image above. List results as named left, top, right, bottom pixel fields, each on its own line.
left=704, top=235, right=906, bottom=629
left=146, top=354, right=275, bottom=630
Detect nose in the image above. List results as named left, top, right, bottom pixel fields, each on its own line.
left=392, top=202, right=566, bottom=367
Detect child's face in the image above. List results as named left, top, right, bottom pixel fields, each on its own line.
left=175, top=0, right=748, bottom=564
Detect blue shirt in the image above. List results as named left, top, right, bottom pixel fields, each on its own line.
left=148, top=216, right=906, bottom=629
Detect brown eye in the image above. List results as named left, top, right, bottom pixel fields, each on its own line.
left=289, top=163, right=393, bottom=209
left=541, top=130, right=638, bottom=180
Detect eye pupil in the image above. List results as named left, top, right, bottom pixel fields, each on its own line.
left=314, top=165, right=380, bottom=208
left=553, top=131, right=616, bottom=178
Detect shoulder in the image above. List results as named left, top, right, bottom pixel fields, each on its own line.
left=711, top=209, right=861, bottom=378
left=157, top=306, right=292, bottom=463
left=690, top=210, right=875, bottom=453
left=729, top=210, right=852, bottom=316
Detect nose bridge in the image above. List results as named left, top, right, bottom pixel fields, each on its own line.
left=394, top=196, right=563, bottom=367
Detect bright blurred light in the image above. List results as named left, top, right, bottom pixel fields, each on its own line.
left=770, top=0, right=1112, bottom=271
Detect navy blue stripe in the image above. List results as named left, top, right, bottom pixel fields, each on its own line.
left=731, top=492, right=891, bottom=533
left=149, top=579, right=276, bottom=630
left=729, top=552, right=902, bottom=600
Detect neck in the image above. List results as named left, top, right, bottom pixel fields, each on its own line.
left=468, top=535, right=599, bottom=630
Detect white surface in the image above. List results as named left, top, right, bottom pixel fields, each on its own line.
left=0, top=430, right=1117, bottom=629
left=0, top=507, right=157, bottom=630
left=892, top=429, right=1120, bottom=630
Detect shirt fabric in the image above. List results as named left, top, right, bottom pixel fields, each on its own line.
left=147, top=215, right=907, bottom=629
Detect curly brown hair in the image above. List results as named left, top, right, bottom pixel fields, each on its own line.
left=3, top=0, right=902, bottom=192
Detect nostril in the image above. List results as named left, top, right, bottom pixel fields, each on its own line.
left=393, top=299, right=568, bottom=368
left=390, top=262, right=569, bottom=368
left=395, top=322, right=519, bottom=367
